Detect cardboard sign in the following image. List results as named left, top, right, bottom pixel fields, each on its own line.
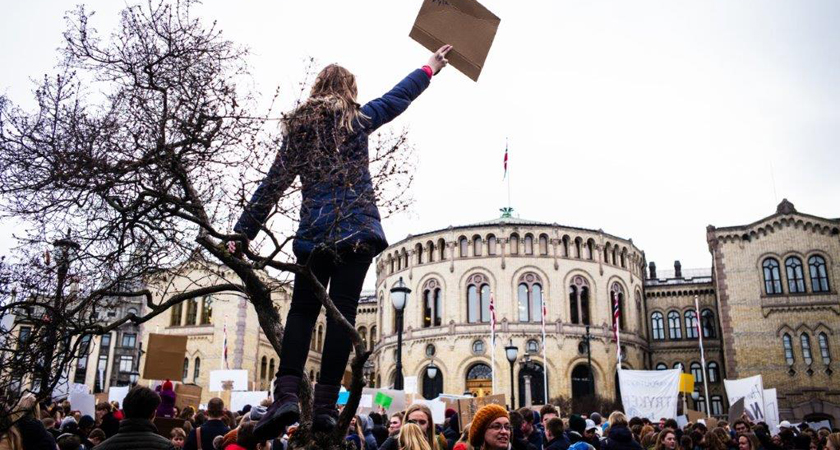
left=209, top=370, right=248, bottom=392
left=457, top=393, right=506, bottom=426
left=143, top=334, right=188, bottom=380
left=409, top=0, right=501, bottom=81
left=686, top=409, right=706, bottom=424
left=175, top=383, right=202, bottom=411
left=153, top=417, right=187, bottom=438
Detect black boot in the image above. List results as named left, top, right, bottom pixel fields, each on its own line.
left=311, top=383, right=341, bottom=433
left=254, top=374, right=301, bottom=441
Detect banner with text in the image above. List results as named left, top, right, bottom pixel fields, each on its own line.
left=618, top=369, right=681, bottom=420
left=724, top=375, right=765, bottom=423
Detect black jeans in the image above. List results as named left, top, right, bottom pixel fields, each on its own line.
left=278, top=250, right=371, bottom=386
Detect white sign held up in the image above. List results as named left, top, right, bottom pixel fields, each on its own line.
left=724, top=375, right=766, bottom=423
left=618, top=369, right=681, bottom=420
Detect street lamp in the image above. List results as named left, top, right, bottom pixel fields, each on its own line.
left=427, top=360, right=438, bottom=379
left=363, top=360, right=375, bottom=387
left=583, top=325, right=594, bottom=396
left=390, top=277, right=410, bottom=390
left=505, top=340, right=518, bottom=410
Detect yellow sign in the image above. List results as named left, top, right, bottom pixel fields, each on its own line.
left=680, top=373, right=695, bottom=393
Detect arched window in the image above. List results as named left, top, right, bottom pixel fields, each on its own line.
left=668, top=311, right=682, bottom=340
left=459, top=237, right=469, bottom=257
left=200, top=296, right=213, bottom=325
left=389, top=255, right=395, bottom=274
left=707, top=362, right=720, bottom=383
left=783, top=333, right=795, bottom=366
left=396, top=252, right=402, bottom=271
left=467, top=274, right=491, bottom=323
left=701, top=309, right=716, bottom=338
left=763, top=258, right=782, bottom=294
left=438, top=238, right=447, bottom=261
left=655, top=363, right=668, bottom=370
left=613, top=247, right=618, bottom=267
left=170, top=303, right=183, bottom=327
left=695, top=396, right=706, bottom=414
left=685, top=311, right=698, bottom=339
left=610, top=283, right=625, bottom=330
left=524, top=234, right=534, bottom=255
left=472, top=340, right=485, bottom=354
left=193, top=357, right=201, bottom=382
left=185, top=298, right=199, bottom=325
left=620, top=249, right=627, bottom=268
left=427, top=241, right=435, bottom=263
left=422, top=365, right=444, bottom=400
left=711, top=396, right=724, bottom=416
left=674, top=362, right=684, bottom=371
left=586, top=239, right=595, bottom=261
left=818, top=333, right=831, bottom=365
left=415, top=243, right=424, bottom=265
left=539, top=234, right=549, bottom=256
left=317, top=325, right=324, bottom=351
left=370, top=326, right=377, bottom=351
left=562, top=236, right=570, bottom=257
left=651, top=312, right=665, bottom=340
left=510, top=234, right=520, bottom=255
left=260, top=357, right=267, bottom=387
left=517, top=273, right=543, bottom=322
left=785, top=257, right=805, bottom=293
left=310, top=328, right=317, bottom=350
left=604, top=243, right=612, bottom=264
left=473, top=236, right=482, bottom=257
left=569, top=276, right=590, bottom=325
left=465, top=364, right=492, bottom=397
left=809, top=255, right=830, bottom=292
left=182, top=358, right=189, bottom=382
left=402, top=250, right=409, bottom=268
left=422, top=279, right=443, bottom=328
left=690, top=362, right=704, bottom=383
left=268, top=359, right=275, bottom=382
left=488, top=235, right=497, bottom=255
left=801, top=333, right=813, bottom=366
left=359, top=327, right=367, bottom=347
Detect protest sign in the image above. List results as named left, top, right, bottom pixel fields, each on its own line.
left=457, top=394, right=506, bottom=426
left=338, top=391, right=351, bottom=406
left=70, top=391, right=96, bottom=417
left=687, top=409, right=706, bottom=424
left=175, top=383, right=202, bottom=411
left=728, top=397, right=745, bottom=423
left=231, top=391, right=270, bottom=412
left=209, top=369, right=248, bottom=392
left=679, top=374, right=695, bottom=394
left=409, top=0, right=501, bottom=81
left=108, top=386, right=130, bottom=406
left=404, top=376, right=418, bottom=394
left=724, top=375, right=766, bottom=423
left=153, top=417, right=187, bottom=438
left=618, top=369, right=681, bottom=420
left=763, top=388, right=779, bottom=431
left=358, top=388, right=406, bottom=416
left=143, top=334, right=188, bottom=380
left=360, top=394, right=373, bottom=408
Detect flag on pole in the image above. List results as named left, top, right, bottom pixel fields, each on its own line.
left=613, top=292, right=622, bottom=368
left=489, top=292, right=497, bottom=394
left=502, top=142, right=509, bottom=180
left=222, top=317, right=230, bottom=370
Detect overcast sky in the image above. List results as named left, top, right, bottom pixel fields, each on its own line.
left=2, top=0, right=839, bottom=290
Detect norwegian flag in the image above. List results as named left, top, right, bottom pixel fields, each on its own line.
left=489, top=293, right=497, bottom=344
left=222, top=321, right=229, bottom=370
left=612, top=292, right=621, bottom=341
left=541, top=297, right=547, bottom=338
left=502, top=143, right=508, bottom=180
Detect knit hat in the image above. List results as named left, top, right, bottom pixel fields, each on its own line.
left=569, top=414, right=586, bottom=434
left=162, top=379, right=173, bottom=391
left=469, top=404, right=509, bottom=447
left=445, top=408, right=458, bottom=418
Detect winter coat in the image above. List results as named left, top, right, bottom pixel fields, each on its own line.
left=156, top=388, right=177, bottom=418
left=234, top=69, right=431, bottom=257
left=600, top=426, right=643, bottom=450
left=17, top=416, right=57, bottom=450
left=546, top=433, right=572, bottom=450
left=92, top=418, right=173, bottom=450
left=378, top=436, right=398, bottom=450
left=184, top=419, right=230, bottom=450
left=99, top=412, right=121, bottom=438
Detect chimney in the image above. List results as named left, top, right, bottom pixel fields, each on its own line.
left=649, top=262, right=657, bottom=280
left=674, top=260, right=682, bottom=279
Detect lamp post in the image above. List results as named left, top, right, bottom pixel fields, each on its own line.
left=363, top=360, right=375, bottom=387
left=505, top=340, right=518, bottom=410
left=390, top=277, right=410, bottom=390
left=584, top=325, right=594, bottom=396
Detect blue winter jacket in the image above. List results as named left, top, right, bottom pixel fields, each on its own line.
left=234, top=69, right=431, bottom=257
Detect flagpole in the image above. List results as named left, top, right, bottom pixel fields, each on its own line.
left=614, top=292, right=622, bottom=370
left=695, top=295, right=711, bottom=414
left=490, top=292, right=497, bottom=396
left=541, top=296, right=548, bottom=405
left=506, top=138, right=511, bottom=212
left=222, top=315, right=228, bottom=370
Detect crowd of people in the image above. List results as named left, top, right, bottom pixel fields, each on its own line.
left=2, top=385, right=839, bottom=450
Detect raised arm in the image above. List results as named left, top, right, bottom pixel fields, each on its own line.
left=361, top=45, right=452, bottom=133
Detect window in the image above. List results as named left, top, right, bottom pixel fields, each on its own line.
left=427, top=241, right=435, bottom=263
left=260, top=357, right=267, bottom=386
left=425, top=344, right=436, bottom=357
left=569, top=276, right=590, bottom=325
left=183, top=358, right=190, bottom=382
left=690, top=362, right=704, bottom=383
left=510, top=234, right=520, bottom=255
left=651, top=312, right=665, bottom=340
left=370, top=326, right=377, bottom=351
left=763, top=258, right=783, bottom=294
left=708, top=362, right=720, bottom=383
left=438, top=239, right=447, bottom=261
left=467, top=274, right=491, bottom=323
left=586, top=240, right=595, bottom=260
left=416, top=244, right=424, bottom=264
left=200, top=296, right=213, bottom=325
left=801, top=333, right=813, bottom=366
left=99, top=334, right=111, bottom=354
left=193, top=357, right=201, bottom=382
left=610, top=283, right=625, bottom=330
left=526, top=339, right=540, bottom=354
left=684, top=311, right=698, bottom=339
left=674, top=362, right=684, bottom=371
left=268, top=359, right=275, bottom=381
left=809, top=256, right=830, bottom=292
left=317, top=326, right=324, bottom=351
left=783, top=334, right=795, bottom=366
left=472, top=340, right=485, bottom=355
left=517, top=274, right=543, bottom=322
left=711, top=396, right=724, bottom=416
left=119, top=355, right=133, bottom=373
left=459, top=237, right=468, bottom=257
left=785, top=257, right=806, bottom=293
left=170, top=303, right=183, bottom=326
left=818, top=333, right=831, bottom=365
left=185, top=298, right=198, bottom=325
left=668, top=311, right=682, bottom=340
left=604, top=244, right=612, bottom=264
left=488, top=235, right=497, bottom=255
left=473, top=236, right=482, bottom=257
left=561, top=236, right=570, bottom=257
left=701, top=309, right=716, bottom=338
left=655, top=363, right=667, bottom=370
left=18, top=326, right=31, bottom=348
left=121, top=333, right=136, bottom=348
left=402, top=250, right=408, bottom=269
left=388, top=256, right=395, bottom=274
left=539, top=235, right=549, bottom=256
left=359, top=327, right=367, bottom=347
left=695, top=396, right=706, bottom=414
left=524, top=234, right=534, bottom=255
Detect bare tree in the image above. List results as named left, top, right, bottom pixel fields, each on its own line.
left=0, top=1, right=414, bottom=447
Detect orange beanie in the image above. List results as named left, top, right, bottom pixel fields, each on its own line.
left=469, top=404, right=509, bottom=447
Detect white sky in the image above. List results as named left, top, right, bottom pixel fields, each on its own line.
left=2, top=0, right=839, bottom=290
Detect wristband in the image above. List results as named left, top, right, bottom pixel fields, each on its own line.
left=421, top=65, right=434, bottom=79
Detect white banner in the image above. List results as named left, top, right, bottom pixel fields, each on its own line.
left=724, top=375, right=766, bottom=423
left=763, top=388, right=779, bottom=431
left=108, top=386, right=130, bottom=406
left=209, top=369, right=249, bottom=391
left=618, top=369, right=681, bottom=420
left=230, top=391, right=270, bottom=412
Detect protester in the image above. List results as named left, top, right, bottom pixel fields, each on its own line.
left=510, top=411, right=537, bottom=450
left=372, top=412, right=390, bottom=447
left=601, top=412, right=643, bottom=450
left=443, top=411, right=461, bottom=450
left=184, top=397, right=231, bottom=450
left=14, top=393, right=57, bottom=450
left=737, top=432, right=763, bottom=450
left=170, top=427, right=186, bottom=448
left=518, top=408, right=544, bottom=450
left=568, top=415, right=595, bottom=450
left=545, top=417, right=571, bottom=450
left=734, top=422, right=751, bottom=436
left=541, top=406, right=560, bottom=444
left=398, top=423, right=432, bottom=450
left=91, top=386, right=172, bottom=450
left=469, top=404, right=511, bottom=450
left=389, top=413, right=405, bottom=436
left=453, top=424, right=472, bottom=450
left=655, top=429, right=678, bottom=450
left=230, top=42, right=453, bottom=440
left=87, top=429, right=106, bottom=447
left=706, top=430, right=729, bottom=450
left=56, top=433, right=83, bottom=450
left=0, top=419, right=22, bottom=450
left=227, top=422, right=268, bottom=450
left=360, top=415, right=379, bottom=450
left=584, top=420, right=602, bottom=448
left=346, top=415, right=365, bottom=450
left=94, top=402, right=120, bottom=439
left=713, top=428, right=737, bottom=450
left=155, top=380, right=177, bottom=418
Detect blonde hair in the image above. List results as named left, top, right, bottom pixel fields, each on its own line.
left=607, top=411, right=628, bottom=430
left=284, top=64, right=368, bottom=136
left=404, top=404, right=440, bottom=450
left=399, top=423, right=432, bottom=450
